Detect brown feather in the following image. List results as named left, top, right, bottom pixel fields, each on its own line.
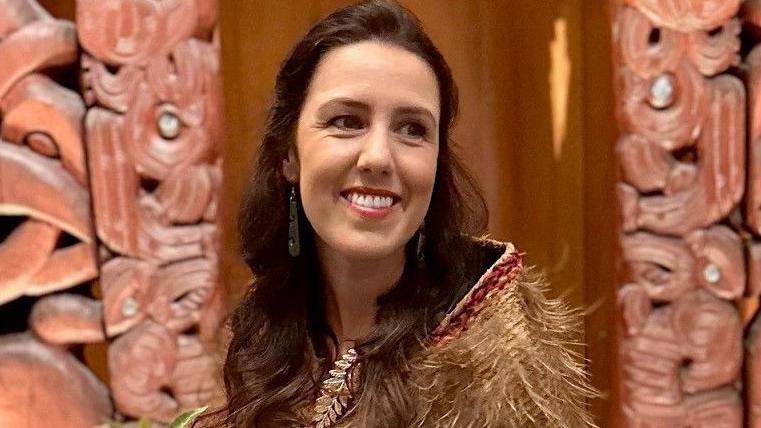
left=409, top=262, right=599, bottom=427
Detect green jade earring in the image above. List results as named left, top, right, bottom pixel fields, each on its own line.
left=288, top=185, right=301, bottom=257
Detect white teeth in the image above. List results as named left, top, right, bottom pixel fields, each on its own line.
left=346, top=192, right=394, bottom=209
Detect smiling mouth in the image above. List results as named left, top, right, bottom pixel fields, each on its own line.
left=340, top=187, right=401, bottom=210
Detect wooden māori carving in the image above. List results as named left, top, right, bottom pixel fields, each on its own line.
left=0, top=1, right=109, bottom=426
left=612, top=0, right=759, bottom=426
left=0, top=0, right=225, bottom=426
left=77, top=0, right=223, bottom=423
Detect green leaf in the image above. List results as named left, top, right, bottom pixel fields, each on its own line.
left=167, top=406, right=208, bottom=428
left=136, top=417, right=153, bottom=428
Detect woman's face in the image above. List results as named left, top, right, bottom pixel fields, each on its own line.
left=284, top=40, right=440, bottom=261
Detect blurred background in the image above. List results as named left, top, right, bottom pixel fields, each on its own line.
left=34, top=0, right=618, bottom=425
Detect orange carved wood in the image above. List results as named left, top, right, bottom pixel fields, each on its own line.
left=0, top=0, right=225, bottom=426
left=612, top=0, right=749, bottom=426
left=77, top=0, right=224, bottom=423
left=744, top=3, right=761, bottom=426
left=0, top=1, right=109, bottom=426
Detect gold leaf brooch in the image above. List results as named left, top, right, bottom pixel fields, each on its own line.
left=312, top=349, right=359, bottom=428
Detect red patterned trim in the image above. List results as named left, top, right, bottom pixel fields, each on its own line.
left=430, top=247, right=524, bottom=347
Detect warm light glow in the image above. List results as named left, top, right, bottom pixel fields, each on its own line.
left=549, top=18, right=571, bottom=161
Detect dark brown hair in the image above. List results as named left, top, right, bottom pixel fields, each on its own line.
left=212, top=1, right=488, bottom=426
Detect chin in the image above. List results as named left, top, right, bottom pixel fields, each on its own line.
left=321, top=233, right=409, bottom=261
left=350, top=241, right=405, bottom=261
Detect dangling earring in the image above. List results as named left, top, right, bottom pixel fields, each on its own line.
left=288, top=186, right=301, bottom=257
left=416, top=222, right=425, bottom=261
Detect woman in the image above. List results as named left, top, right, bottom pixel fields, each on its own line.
left=209, top=1, right=597, bottom=426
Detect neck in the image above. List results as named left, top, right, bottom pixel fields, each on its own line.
left=317, top=240, right=405, bottom=352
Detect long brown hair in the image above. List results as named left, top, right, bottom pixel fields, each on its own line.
left=214, top=1, right=488, bottom=426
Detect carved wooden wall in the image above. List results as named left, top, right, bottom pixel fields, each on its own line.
left=611, top=0, right=758, bottom=425
left=0, top=0, right=225, bottom=426
left=0, top=1, right=108, bottom=425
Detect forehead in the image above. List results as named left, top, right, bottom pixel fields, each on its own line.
left=305, top=40, right=441, bottom=117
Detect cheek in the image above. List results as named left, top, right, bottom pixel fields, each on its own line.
left=298, top=157, right=335, bottom=205
left=295, top=143, right=349, bottom=215
left=403, top=149, right=438, bottom=197
left=294, top=129, right=327, bottom=186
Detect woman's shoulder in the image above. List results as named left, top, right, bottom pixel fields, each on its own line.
left=411, top=236, right=599, bottom=427
left=430, top=236, right=522, bottom=346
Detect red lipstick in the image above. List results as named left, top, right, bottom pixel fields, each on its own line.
left=341, top=186, right=400, bottom=219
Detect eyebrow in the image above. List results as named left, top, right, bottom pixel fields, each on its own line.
left=317, top=97, right=437, bottom=125
left=319, top=98, right=369, bottom=112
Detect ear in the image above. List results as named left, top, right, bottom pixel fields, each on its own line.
left=282, top=148, right=299, bottom=183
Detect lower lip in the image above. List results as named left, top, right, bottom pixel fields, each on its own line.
left=343, top=197, right=395, bottom=219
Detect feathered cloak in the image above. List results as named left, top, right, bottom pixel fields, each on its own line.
left=338, top=239, right=598, bottom=427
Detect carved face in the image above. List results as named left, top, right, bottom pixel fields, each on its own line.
left=284, top=41, right=440, bottom=261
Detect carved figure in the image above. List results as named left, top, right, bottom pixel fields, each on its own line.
left=613, top=1, right=747, bottom=425
left=0, top=0, right=224, bottom=426
left=0, top=1, right=109, bottom=426
left=78, top=0, right=223, bottom=422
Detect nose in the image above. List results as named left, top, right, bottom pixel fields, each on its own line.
left=356, top=126, right=393, bottom=175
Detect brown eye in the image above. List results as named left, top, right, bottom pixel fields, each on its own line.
left=331, top=115, right=364, bottom=130
left=398, top=122, right=427, bottom=139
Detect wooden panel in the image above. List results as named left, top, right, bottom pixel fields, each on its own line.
left=581, top=1, right=618, bottom=426
left=478, top=0, right=586, bottom=309
left=218, top=0, right=323, bottom=302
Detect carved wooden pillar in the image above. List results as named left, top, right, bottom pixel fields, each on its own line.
left=611, top=0, right=748, bottom=425
left=0, top=0, right=225, bottom=426
left=0, top=1, right=111, bottom=426
left=742, top=3, right=761, bottom=426
left=76, top=0, right=224, bottom=423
